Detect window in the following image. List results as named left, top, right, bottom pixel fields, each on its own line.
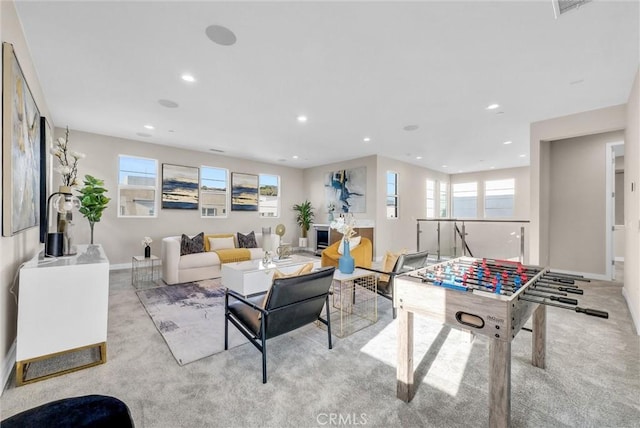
left=439, top=181, right=448, bottom=218
left=452, top=182, right=477, bottom=218
left=426, top=179, right=435, bottom=218
left=118, top=155, right=157, bottom=217
left=386, top=172, right=398, bottom=218
left=485, top=178, right=515, bottom=218
left=200, top=166, right=228, bottom=217
left=259, top=174, right=279, bottom=217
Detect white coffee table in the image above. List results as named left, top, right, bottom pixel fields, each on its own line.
left=222, top=255, right=321, bottom=296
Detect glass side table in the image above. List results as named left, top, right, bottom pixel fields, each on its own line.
left=131, top=255, right=160, bottom=288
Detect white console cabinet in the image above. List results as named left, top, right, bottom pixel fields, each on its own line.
left=16, top=244, right=110, bottom=385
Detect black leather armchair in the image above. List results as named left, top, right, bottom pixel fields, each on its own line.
left=360, top=250, right=429, bottom=319
left=224, top=266, right=335, bottom=383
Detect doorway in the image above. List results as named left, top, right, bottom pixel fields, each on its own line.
left=607, top=142, right=625, bottom=280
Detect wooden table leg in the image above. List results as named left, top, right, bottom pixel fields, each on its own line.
left=532, top=304, right=546, bottom=369
left=396, top=308, right=414, bottom=402
left=489, top=339, right=511, bottom=428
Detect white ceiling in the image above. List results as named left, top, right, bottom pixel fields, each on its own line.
left=14, top=1, right=639, bottom=173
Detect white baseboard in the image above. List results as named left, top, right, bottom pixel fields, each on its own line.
left=548, top=268, right=610, bottom=281
left=1, top=340, right=16, bottom=396
left=622, top=287, right=640, bottom=336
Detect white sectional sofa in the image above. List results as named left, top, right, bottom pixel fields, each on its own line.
left=161, top=232, right=280, bottom=285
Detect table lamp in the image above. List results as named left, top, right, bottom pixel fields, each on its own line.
left=44, top=191, right=80, bottom=257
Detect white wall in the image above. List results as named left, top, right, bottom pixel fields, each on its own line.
left=375, top=156, right=449, bottom=258
left=0, top=0, right=53, bottom=391
left=624, top=68, right=639, bottom=334
left=53, top=129, right=307, bottom=266
left=548, top=131, right=624, bottom=276
left=530, top=104, right=626, bottom=267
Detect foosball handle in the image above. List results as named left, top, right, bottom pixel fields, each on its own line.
left=575, top=307, right=609, bottom=319
left=553, top=296, right=578, bottom=305
left=559, top=287, right=584, bottom=295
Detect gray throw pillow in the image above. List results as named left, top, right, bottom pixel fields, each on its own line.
left=237, top=231, right=257, bottom=248
left=180, top=232, right=204, bottom=255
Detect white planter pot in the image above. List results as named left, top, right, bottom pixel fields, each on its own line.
left=298, top=237, right=308, bottom=248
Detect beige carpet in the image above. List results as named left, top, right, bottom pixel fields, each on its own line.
left=136, top=279, right=247, bottom=365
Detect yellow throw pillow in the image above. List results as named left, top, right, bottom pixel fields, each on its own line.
left=380, top=249, right=407, bottom=282
left=263, top=262, right=314, bottom=308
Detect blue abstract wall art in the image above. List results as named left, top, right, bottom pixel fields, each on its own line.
left=325, top=167, right=366, bottom=213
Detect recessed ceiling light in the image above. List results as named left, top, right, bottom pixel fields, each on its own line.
left=486, top=104, right=500, bottom=110
left=503, top=141, right=512, bottom=145
left=519, top=154, right=527, bottom=158
left=144, top=124, right=154, bottom=130
left=363, top=137, right=371, bottom=142
left=403, top=125, right=419, bottom=131
left=442, top=165, right=448, bottom=168
left=158, top=99, right=179, bottom=108
left=416, top=156, right=422, bottom=160
left=296, top=115, right=307, bottom=123
left=490, top=166, right=495, bottom=169
left=292, top=155, right=299, bottom=159
left=181, top=74, right=196, bottom=83
left=205, top=24, right=237, bottom=46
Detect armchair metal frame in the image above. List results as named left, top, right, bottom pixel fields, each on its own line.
left=359, top=250, right=429, bottom=319
left=224, top=267, right=335, bottom=383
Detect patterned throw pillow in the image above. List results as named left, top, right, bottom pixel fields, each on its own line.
left=237, top=231, right=258, bottom=248
left=180, top=232, right=204, bottom=256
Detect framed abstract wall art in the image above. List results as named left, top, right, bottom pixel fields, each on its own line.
left=2, top=43, right=41, bottom=236
left=231, top=172, right=258, bottom=211
left=325, top=166, right=366, bottom=213
left=161, top=163, right=199, bottom=209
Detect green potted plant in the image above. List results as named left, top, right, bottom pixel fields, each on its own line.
left=293, top=200, right=314, bottom=248
left=76, top=174, right=111, bottom=244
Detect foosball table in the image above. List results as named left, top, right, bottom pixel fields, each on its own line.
left=394, top=256, right=608, bottom=428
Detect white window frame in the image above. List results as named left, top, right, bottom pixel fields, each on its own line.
left=484, top=178, right=515, bottom=219
left=426, top=179, right=436, bottom=218
left=200, top=165, right=229, bottom=218
left=452, top=182, right=478, bottom=218
left=386, top=171, right=399, bottom=219
left=117, top=155, right=158, bottom=218
left=439, top=181, right=449, bottom=218
left=259, top=174, right=280, bottom=218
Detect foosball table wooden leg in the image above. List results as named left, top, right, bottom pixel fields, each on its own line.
left=532, top=304, right=546, bottom=369
left=489, top=339, right=511, bottom=428
left=396, top=308, right=414, bottom=402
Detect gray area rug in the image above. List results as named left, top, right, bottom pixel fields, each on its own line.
left=136, top=279, right=247, bottom=365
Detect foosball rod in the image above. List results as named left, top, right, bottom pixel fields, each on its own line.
left=474, top=260, right=591, bottom=282
left=423, top=272, right=517, bottom=294
left=519, top=296, right=609, bottom=318
left=523, top=291, right=578, bottom=305
left=533, top=282, right=584, bottom=295
left=449, top=260, right=582, bottom=286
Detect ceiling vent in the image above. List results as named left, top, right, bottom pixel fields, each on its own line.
left=553, top=0, right=592, bottom=18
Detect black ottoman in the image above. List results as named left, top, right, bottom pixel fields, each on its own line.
left=1, top=394, right=134, bottom=428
